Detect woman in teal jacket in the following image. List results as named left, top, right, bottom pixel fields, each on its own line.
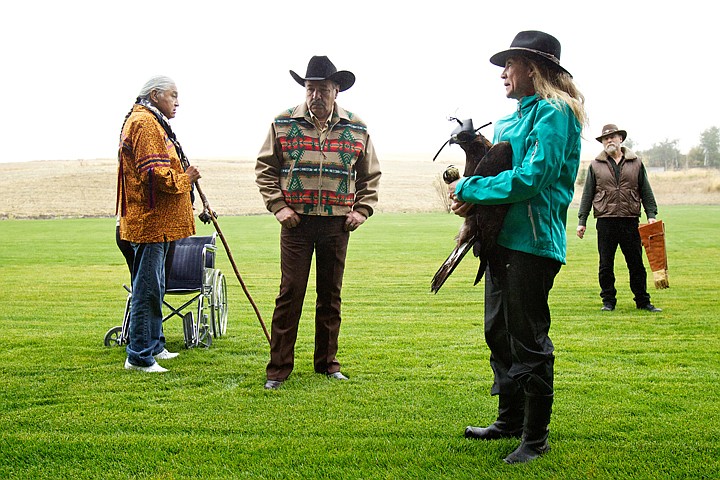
left=450, top=31, right=587, bottom=464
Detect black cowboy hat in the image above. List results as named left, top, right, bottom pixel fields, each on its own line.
left=596, top=124, right=628, bottom=142
left=490, top=30, right=571, bottom=77
left=290, top=56, right=355, bottom=92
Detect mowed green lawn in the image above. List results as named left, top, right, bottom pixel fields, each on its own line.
left=1, top=207, right=718, bottom=479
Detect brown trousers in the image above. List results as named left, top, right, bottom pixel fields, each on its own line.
left=266, top=215, right=349, bottom=381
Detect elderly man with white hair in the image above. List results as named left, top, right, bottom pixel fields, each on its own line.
left=116, top=76, right=201, bottom=373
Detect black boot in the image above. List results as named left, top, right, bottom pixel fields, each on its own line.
left=503, top=393, right=553, bottom=464
left=465, top=393, right=524, bottom=440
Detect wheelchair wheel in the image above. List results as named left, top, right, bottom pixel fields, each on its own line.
left=104, top=326, right=124, bottom=347
left=211, top=271, right=228, bottom=337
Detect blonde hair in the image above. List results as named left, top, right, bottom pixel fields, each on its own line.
left=522, top=57, right=588, bottom=127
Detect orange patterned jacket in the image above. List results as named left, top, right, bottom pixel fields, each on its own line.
left=116, top=105, right=195, bottom=243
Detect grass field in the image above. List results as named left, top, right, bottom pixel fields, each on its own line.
left=1, top=207, right=719, bottom=479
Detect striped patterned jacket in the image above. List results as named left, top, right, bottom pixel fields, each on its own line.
left=256, top=102, right=381, bottom=218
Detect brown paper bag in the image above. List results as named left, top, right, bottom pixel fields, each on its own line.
left=638, top=220, right=669, bottom=289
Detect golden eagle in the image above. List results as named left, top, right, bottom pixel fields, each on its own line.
left=431, top=118, right=513, bottom=293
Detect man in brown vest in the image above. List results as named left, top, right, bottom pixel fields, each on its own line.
left=576, top=124, right=661, bottom=312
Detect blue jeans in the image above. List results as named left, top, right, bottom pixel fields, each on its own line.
left=126, top=242, right=169, bottom=366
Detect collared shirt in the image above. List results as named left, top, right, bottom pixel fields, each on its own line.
left=608, top=154, right=625, bottom=181
left=309, top=105, right=334, bottom=146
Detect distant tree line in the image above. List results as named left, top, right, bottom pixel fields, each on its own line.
left=633, top=126, right=720, bottom=170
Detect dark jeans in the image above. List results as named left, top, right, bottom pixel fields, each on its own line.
left=484, top=246, right=561, bottom=397
left=126, top=242, right=170, bottom=367
left=596, top=217, right=650, bottom=307
left=266, top=216, right=350, bottom=381
left=116, top=226, right=175, bottom=282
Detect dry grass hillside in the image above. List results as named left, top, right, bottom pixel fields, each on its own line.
left=0, top=158, right=718, bottom=219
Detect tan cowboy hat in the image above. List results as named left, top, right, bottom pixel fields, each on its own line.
left=490, top=30, right=571, bottom=77
left=290, top=56, right=355, bottom=92
left=596, top=124, right=628, bottom=142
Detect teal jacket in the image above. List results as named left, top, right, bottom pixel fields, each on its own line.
left=455, top=95, right=582, bottom=264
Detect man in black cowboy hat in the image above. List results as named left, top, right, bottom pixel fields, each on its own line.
left=256, top=55, right=381, bottom=390
left=577, top=124, right=661, bottom=312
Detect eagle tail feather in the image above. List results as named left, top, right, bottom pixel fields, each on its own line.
left=431, top=237, right=475, bottom=293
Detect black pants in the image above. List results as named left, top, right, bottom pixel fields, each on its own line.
left=266, top=216, right=350, bottom=381
left=596, top=217, right=650, bottom=308
left=484, top=246, right=561, bottom=397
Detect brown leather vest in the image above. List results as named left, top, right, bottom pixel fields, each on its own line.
left=591, top=154, right=642, bottom=218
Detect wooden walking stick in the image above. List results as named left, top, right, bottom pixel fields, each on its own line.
left=194, top=182, right=272, bottom=345
left=166, top=122, right=271, bottom=345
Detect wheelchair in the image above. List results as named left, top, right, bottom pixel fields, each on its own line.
left=104, top=233, right=228, bottom=349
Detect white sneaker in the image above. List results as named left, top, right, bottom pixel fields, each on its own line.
left=154, top=349, right=179, bottom=360
left=124, top=358, right=168, bottom=373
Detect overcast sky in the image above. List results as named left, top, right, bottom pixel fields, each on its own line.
left=1, top=0, right=715, bottom=164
